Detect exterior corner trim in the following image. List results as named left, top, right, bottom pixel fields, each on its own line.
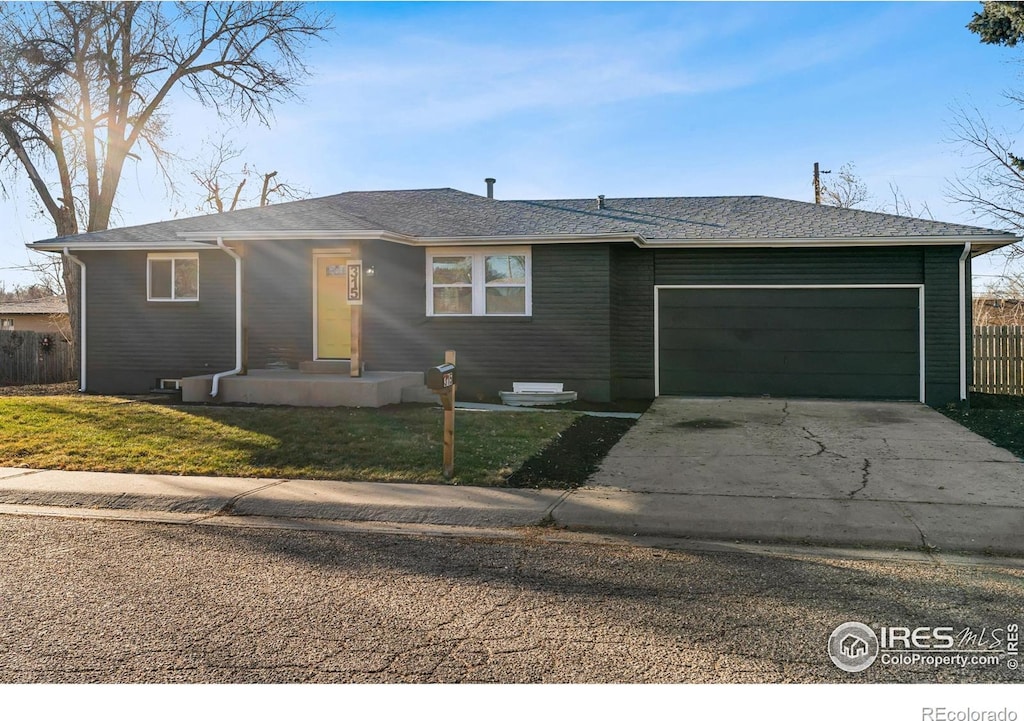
left=959, top=241, right=972, bottom=401
left=61, top=248, right=86, bottom=392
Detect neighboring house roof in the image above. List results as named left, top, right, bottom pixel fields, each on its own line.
left=0, top=296, right=68, bottom=316
left=28, top=188, right=1020, bottom=252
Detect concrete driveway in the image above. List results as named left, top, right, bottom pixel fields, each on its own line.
left=570, top=398, right=1024, bottom=553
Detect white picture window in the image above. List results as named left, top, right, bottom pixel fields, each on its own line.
left=148, top=253, right=199, bottom=302
left=427, top=247, right=531, bottom=316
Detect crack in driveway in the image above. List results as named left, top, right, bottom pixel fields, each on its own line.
left=776, top=401, right=790, bottom=426
left=849, top=459, right=871, bottom=499
left=895, top=502, right=937, bottom=553
left=800, top=426, right=847, bottom=459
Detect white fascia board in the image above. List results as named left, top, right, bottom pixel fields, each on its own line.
left=33, top=230, right=1020, bottom=252
left=411, top=232, right=643, bottom=246
left=29, top=240, right=217, bottom=252
left=643, top=234, right=1018, bottom=249
left=382, top=232, right=1017, bottom=248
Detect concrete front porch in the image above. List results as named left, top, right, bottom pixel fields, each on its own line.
left=181, top=368, right=432, bottom=408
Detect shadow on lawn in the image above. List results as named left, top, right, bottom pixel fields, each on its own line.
left=13, top=396, right=584, bottom=486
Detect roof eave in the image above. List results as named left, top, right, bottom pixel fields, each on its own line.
left=412, top=232, right=642, bottom=246
left=29, top=239, right=220, bottom=252
left=645, top=234, right=1020, bottom=250
left=28, top=230, right=1019, bottom=252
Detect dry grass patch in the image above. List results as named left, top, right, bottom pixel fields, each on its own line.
left=0, top=395, right=579, bottom=486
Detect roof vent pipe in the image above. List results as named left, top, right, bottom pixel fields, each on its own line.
left=597, top=195, right=605, bottom=210
left=485, top=177, right=496, bottom=199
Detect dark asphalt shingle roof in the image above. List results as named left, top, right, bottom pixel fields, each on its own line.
left=30, top=187, right=1015, bottom=246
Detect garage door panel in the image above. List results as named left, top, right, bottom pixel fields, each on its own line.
left=658, top=287, right=920, bottom=400
left=660, top=307, right=919, bottom=332
left=663, top=370, right=920, bottom=399
left=659, top=328, right=919, bottom=354
left=659, top=287, right=917, bottom=310
left=659, top=349, right=919, bottom=376
left=663, top=309, right=921, bottom=333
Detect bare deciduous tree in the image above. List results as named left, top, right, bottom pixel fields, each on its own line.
left=0, top=1, right=331, bottom=357
left=818, top=162, right=933, bottom=219
left=947, top=1, right=1024, bottom=269
left=819, top=162, right=870, bottom=209
left=882, top=181, right=934, bottom=220
left=947, top=105, right=1024, bottom=262
left=190, top=133, right=308, bottom=214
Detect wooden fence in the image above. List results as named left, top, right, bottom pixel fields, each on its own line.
left=0, top=330, right=76, bottom=386
left=973, top=326, right=1024, bottom=396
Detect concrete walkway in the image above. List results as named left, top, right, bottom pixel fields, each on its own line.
left=0, top=397, right=1021, bottom=555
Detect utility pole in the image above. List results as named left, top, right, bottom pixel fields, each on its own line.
left=813, top=162, right=831, bottom=205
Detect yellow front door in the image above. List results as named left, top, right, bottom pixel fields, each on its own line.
left=316, top=256, right=352, bottom=359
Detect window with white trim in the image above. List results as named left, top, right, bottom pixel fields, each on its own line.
left=1, top=318, right=13, bottom=328
left=427, top=247, right=531, bottom=316
left=148, top=253, right=199, bottom=301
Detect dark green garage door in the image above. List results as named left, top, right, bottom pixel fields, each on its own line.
left=658, top=287, right=920, bottom=400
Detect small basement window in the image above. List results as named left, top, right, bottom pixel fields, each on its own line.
left=427, top=247, right=531, bottom=316
left=0, top=318, right=13, bottom=328
left=148, top=253, right=199, bottom=302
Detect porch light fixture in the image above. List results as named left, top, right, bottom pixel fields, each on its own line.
left=365, top=265, right=376, bottom=277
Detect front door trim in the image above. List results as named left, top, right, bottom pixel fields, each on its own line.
left=312, top=248, right=354, bottom=361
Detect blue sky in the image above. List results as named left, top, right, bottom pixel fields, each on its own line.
left=3, top=1, right=1024, bottom=288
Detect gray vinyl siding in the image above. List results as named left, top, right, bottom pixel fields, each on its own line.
left=80, top=249, right=235, bottom=394
left=244, top=239, right=317, bottom=369
left=653, top=246, right=925, bottom=285
left=611, top=246, right=654, bottom=398
left=924, top=245, right=962, bottom=405
left=78, top=241, right=969, bottom=405
left=364, top=241, right=613, bottom=401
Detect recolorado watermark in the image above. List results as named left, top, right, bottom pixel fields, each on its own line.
left=921, top=709, right=1017, bottom=721
left=828, top=620, right=1020, bottom=674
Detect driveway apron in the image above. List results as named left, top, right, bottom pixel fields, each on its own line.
left=564, top=398, right=1024, bottom=553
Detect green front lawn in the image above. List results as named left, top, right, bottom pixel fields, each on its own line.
left=0, top=396, right=579, bottom=486
left=939, top=393, right=1024, bottom=460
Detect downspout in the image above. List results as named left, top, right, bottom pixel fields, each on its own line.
left=959, top=241, right=972, bottom=402
left=211, top=237, right=242, bottom=397
left=62, top=248, right=86, bottom=392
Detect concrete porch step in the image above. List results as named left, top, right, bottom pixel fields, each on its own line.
left=181, top=369, right=425, bottom=408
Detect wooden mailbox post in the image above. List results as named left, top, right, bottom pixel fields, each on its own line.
left=425, top=350, right=457, bottom=479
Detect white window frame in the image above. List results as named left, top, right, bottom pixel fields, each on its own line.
left=426, top=246, right=532, bottom=317
left=147, top=252, right=199, bottom=302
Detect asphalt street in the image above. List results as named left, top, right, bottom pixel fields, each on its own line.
left=0, top=514, right=1021, bottom=683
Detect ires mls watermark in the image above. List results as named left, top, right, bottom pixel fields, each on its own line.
left=828, top=620, right=1020, bottom=673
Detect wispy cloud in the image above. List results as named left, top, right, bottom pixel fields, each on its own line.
left=296, top=3, right=907, bottom=140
